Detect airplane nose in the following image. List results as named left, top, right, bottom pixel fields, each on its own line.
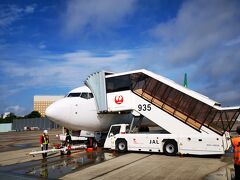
left=45, top=103, right=58, bottom=121
left=45, top=99, right=69, bottom=124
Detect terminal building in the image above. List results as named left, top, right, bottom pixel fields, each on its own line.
left=34, top=96, right=64, bottom=117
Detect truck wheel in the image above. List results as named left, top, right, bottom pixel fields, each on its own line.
left=116, top=139, right=127, bottom=153
left=163, top=140, right=178, bottom=156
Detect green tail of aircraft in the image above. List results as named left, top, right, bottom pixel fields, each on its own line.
left=184, top=73, right=188, bottom=88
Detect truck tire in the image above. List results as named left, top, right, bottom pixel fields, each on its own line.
left=163, top=140, right=178, bottom=156
left=116, top=139, right=127, bottom=153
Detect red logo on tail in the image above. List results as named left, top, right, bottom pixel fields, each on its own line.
left=115, top=95, right=124, bottom=104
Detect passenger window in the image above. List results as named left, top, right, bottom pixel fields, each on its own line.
left=106, top=75, right=131, bottom=93
left=67, top=93, right=81, bottom=97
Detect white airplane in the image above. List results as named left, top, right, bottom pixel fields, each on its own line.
left=45, top=86, right=133, bottom=132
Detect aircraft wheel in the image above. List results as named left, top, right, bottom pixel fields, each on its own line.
left=163, top=140, right=178, bottom=156
left=116, top=139, right=127, bottom=153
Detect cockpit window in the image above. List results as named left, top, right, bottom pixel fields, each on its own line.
left=80, top=93, right=88, bottom=99
left=67, top=93, right=81, bottom=97
left=89, top=93, right=94, bottom=99
left=67, top=92, right=94, bottom=99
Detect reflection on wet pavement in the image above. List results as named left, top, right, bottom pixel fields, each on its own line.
left=0, top=146, right=237, bottom=180
left=10, top=143, right=39, bottom=149
left=0, top=148, right=119, bottom=179
left=204, top=165, right=235, bottom=180
left=204, top=150, right=235, bottom=180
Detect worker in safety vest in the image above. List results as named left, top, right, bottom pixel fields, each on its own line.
left=232, top=126, right=240, bottom=179
left=64, top=129, right=72, bottom=155
left=40, top=130, right=49, bottom=158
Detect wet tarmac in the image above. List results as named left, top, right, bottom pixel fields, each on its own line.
left=204, top=151, right=235, bottom=180
left=0, top=148, right=120, bottom=179
left=0, top=130, right=237, bottom=179
left=0, top=130, right=60, bottom=152
left=10, top=143, right=38, bottom=149
left=204, top=165, right=235, bottom=180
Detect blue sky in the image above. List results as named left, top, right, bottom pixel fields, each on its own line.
left=0, top=0, right=240, bottom=116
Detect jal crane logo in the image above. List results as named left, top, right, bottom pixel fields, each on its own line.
left=115, top=95, right=124, bottom=104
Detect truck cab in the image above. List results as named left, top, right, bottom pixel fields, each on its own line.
left=104, top=124, right=129, bottom=149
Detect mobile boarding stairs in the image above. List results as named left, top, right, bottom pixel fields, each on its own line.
left=85, top=69, right=240, bottom=155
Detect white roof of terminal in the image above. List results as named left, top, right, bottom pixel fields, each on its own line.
left=34, top=95, right=64, bottom=101
left=106, top=69, right=239, bottom=108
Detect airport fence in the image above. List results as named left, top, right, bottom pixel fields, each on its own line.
left=12, top=118, right=60, bottom=131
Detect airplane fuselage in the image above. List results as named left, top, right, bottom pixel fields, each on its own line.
left=46, top=86, right=132, bottom=131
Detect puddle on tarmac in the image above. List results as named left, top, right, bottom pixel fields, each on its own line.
left=10, top=143, right=38, bottom=148
left=204, top=150, right=235, bottom=180
left=0, top=149, right=119, bottom=179
left=0, top=143, right=39, bottom=152
left=204, top=165, right=235, bottom=180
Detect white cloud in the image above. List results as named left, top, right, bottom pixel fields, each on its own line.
left=5, top=105, right=26, bottom=116
left=39, top=42, right=46, bottom=49
left=149, top=0, right=240, bottom=64
left=61, top=50, right=132, bottom=65
left=0, top=48, right=135, bottom=117
left=0, top=5, right=21, bottom=27
left=225, top=36, right=240, bottom=46
left=142, top=0, right=240, bottom=106
left=25, top=5, right=36, bottom=13
left=0, top=4, right=36, bottom=28
left=63, top=0, right=136, bottom=35
left=0, top=49, right=135, bottom=91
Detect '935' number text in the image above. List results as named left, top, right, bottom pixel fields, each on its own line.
left=138, top=104, right=151, bottom=111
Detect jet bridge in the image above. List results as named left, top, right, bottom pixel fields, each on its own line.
left=85, top=71, right=113, bottom=113
left=85, top=69, right=240, bottom=136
